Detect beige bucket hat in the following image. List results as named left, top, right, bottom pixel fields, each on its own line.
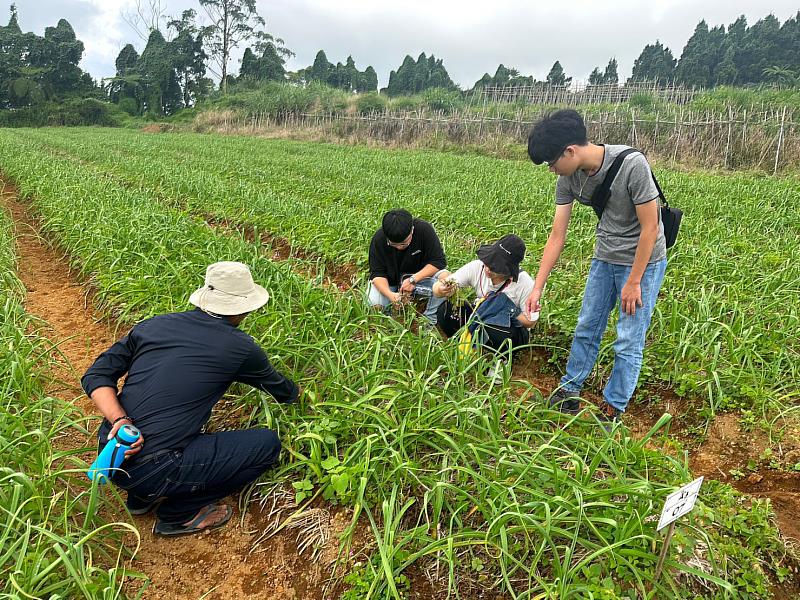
left=189, top=261, right=270, bottom=315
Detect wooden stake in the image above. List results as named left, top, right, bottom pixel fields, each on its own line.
left=653, top=521, right=676, bottom=585
left=774, top=106, right=787, bottom=175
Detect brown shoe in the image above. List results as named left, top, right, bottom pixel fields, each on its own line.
left=153, top=503, right=233, bottom=537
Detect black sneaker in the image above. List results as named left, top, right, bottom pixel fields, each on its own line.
left=597, top=402, right=622, bottom=431
left=548, top=389, right=581, bottom=415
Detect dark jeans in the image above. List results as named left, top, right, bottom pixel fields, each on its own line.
left=437, top=300, right=529, bottom=355
left=110, top=428, right=280, bottom=523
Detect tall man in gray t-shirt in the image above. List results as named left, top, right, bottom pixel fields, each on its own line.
left=525, top=109, right=667, bottom=425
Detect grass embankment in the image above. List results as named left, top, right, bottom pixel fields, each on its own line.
left=0, top=128, right=796, bottom=598
left=0, top=196, right=139, bottom=596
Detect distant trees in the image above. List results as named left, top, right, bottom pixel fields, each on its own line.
left=630, top=12, right=800, bottom=87
left=471, top=64, right=534, bottom=90
left=109, top=10, right=210, bottom=115
left=168, top=10, right=209, bottom=107
left=545, top=61, right=571, bottom=87
left=629, top=42, right=677, bottom=83
left=587, top=58, right=618, bottom=86
left=239, top=43, right=285, bottom=82
left=4, top=2, right=800, bottom=123
left=0, top=5, right=96, bottom=108
left=198, top=0, right=292, bottom=94
left=198, top=0, right=262, bottom=95
left=385, top=53, right=456, bottom=96
left=298, top=50, right=377, bottom=92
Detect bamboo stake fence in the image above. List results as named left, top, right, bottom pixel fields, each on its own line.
left=478, top=81, right=702, bottom=105
left=217, top=105, right=798, bottom=173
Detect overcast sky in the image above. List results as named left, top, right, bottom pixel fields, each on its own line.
left=7, top=0, right=799, bottom=88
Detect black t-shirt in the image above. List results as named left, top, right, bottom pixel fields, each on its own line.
left=368, top=218, right=446, bottom=286
left=82, top=310, right=299, bottom=457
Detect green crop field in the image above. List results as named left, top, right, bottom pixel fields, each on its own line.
left=10, top=127, right=800, bottom=416
left=1, top=127, right=798, bottom=598
left=0, top=205, right=141, bottom=596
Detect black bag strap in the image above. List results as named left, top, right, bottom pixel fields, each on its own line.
left=650, top=170, right=669, bottom=209
left=469, top=278, right=513, bottom=332
left=590, top=147, right=638, bottom=219
left=481, top=276, right=512, bottom=304
left=591, top=147, right=671, bottom=218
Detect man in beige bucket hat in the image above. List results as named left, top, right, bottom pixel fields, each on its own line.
left=82, top=262, right=299, bottom=536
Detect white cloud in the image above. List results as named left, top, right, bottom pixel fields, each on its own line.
left=81, top=0, right=132, bottom=80
left=6, top=0, right=800, bottom=87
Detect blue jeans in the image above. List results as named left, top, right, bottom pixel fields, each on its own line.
left=110, top=428, right=280, bottom=523
left=367, top=270, right=446, bottom=324
left=560, top=258, right=667, bottom=412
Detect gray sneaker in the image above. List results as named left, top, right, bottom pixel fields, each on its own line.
left=548, top=389, right=581, bottom=415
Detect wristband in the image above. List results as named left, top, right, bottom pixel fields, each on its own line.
left=112, top=415, right=133, bottom=426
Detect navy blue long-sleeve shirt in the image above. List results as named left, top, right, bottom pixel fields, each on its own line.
left=82, top=309, right=299, bottom=456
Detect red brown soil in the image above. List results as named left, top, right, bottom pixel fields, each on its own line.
left=2, top=182, right=339, bottom=600
left=690, top=413, right=800, bottom=542
left=516, top=332, right=800, bottom=554
left=202, top=214, right=358, bottom=292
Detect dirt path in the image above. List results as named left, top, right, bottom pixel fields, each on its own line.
left=690, top=413, right=800, bottom=542
left=2, top=183, right=339, bottom=600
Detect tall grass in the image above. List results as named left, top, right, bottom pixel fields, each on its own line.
left=0, top=128, right=794, bottom=598
left=0, top=206, right=141, bottom=597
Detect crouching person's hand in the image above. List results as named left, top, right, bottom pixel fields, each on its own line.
left=433, top=276, right=457, bottom=298
left=109, top=418, right=144, bottom=458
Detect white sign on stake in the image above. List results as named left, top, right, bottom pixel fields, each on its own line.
left=657, top=476, right=704, bottom=531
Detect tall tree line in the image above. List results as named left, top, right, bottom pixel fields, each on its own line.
left=385, top=53, right=456, bottom=96
left=2, top=4, right=799, bottom=118
left=0, top=4, right=95, bottom=108
left=298, top=50, right=377, bottom=92
left=630, top=12, right=800, bottom=86
left=109, top=10, right=209, bottom=116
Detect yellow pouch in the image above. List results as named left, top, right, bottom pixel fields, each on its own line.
left=457, top=296, right=486, bottom=359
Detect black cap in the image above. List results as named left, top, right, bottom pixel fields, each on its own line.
left=476, top=234, right=526, bottom=281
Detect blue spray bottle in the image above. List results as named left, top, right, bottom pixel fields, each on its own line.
left=87, top=424, right=141, bottom=483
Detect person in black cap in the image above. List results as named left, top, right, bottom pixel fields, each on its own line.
left=432, top=234, right=538, bottom=353
left=367, top=208, right=447, bottom=324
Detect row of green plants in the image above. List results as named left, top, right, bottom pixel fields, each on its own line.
left=0, top=203, right=139, bottom=596
left=21, top=127, right=800, bottom=424
left=3, top=81, right=796, bottom=131
left=0, top=127, right=795, bottom=598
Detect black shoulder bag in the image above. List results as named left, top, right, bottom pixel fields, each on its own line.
left=589, top=148, right=682, bottom=249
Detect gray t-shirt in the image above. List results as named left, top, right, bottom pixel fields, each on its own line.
left=556, top=145, right=666, bottom=266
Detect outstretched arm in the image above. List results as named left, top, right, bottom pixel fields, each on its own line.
left=236, top=344, right=301, bottom=404
left=526, top=203, right=573, bottom=314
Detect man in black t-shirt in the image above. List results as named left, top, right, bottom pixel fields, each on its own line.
left=367, top=209, right=447, bottom=324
